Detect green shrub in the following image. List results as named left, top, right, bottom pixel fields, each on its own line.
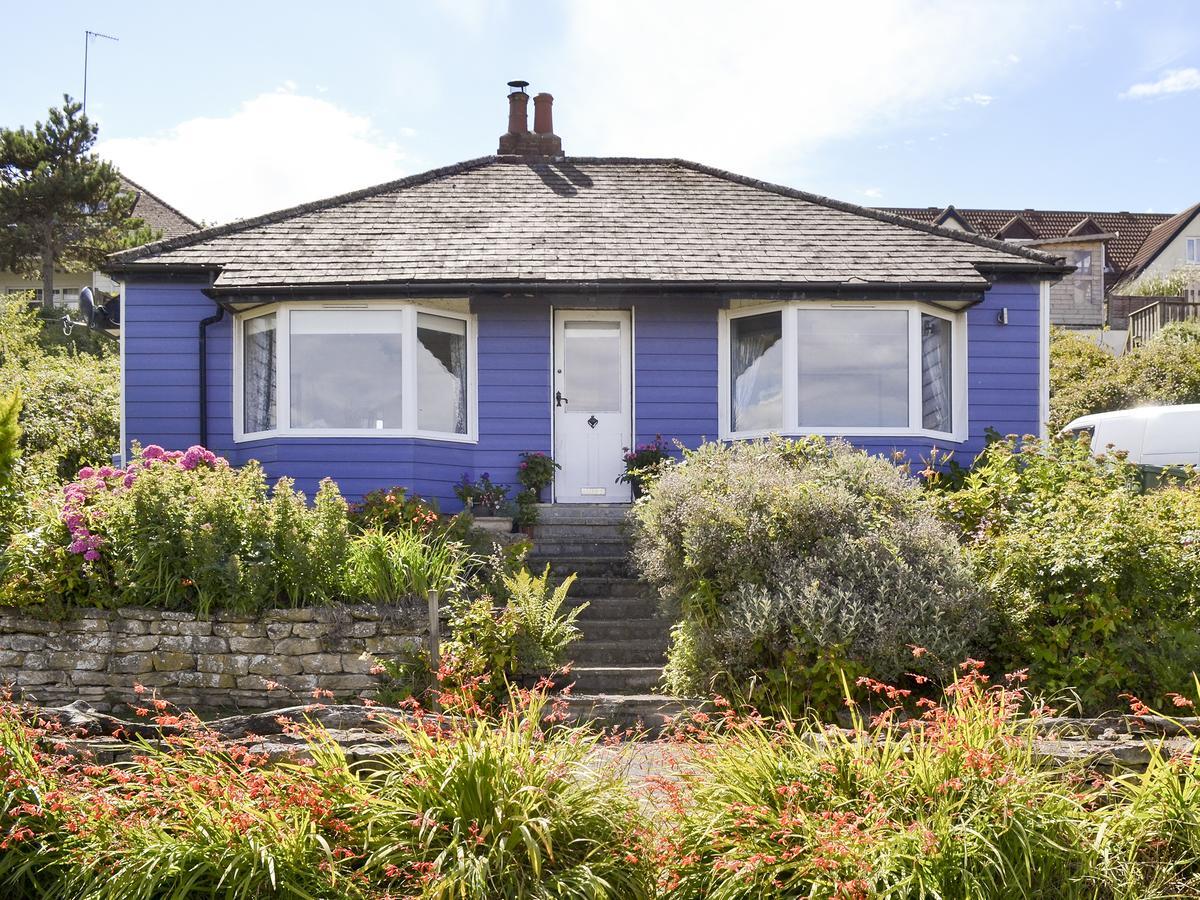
left=0, top=444, right=353, bottom=613
left=1129, top=265, right=1200, bottom=297
left=935, top=435, right=1200, bottom=710
left=354, top=691, right=653, bottom=897
left=0, top=691, right=653, bottom=898
left=342, top=527, right=473, bottom=602
left=1049, top=327, right=1129, bottom=432
left=1121, top=320, right=1200, bottom=408
left=630, top=437, right=987, bottom=715
left=658, top=667, right=1104, bottom=899
left=349, top=483, right=443, bottom=533
left=0, top=296, right=118, bottom=480
left=435, top=566, right=585, bottom=700
left=0, top=390, right=18, bottom=489
left=1050, top=321, right=1200, bottom=431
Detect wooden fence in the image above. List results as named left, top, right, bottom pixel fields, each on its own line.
left=1125, top=287, right=1200, bottom=350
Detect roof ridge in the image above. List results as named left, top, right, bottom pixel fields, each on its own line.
left=665, top=159, right=1065, bottom=266
left=884, top=205, right=1176, bottom=221
left=118, top=174, right=202, bottom=231
left=109, top=155, right=500, bottom=264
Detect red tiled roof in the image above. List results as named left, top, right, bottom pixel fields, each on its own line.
left=880, top=206, right=1174, bottom=275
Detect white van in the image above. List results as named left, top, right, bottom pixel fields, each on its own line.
left=1061, top=404, right=1200, bottom=468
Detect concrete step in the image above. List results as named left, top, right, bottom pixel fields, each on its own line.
left=535, top=504, right=631, bottom=525
left=577, top=617, right=671, bottom=641
left=565, top=693, right=683, bottom=734
left=570, top=639, right=667, bottom=667
left=570, top=665, right=664, bottom=694
left=532, top=523, right=628, bottom=541
left=529, top=539, right=631, bottom=558
left=565, top=594, right=660, bottom=620
left=566, top=577, right=654, bottom=600
left=530, top=556, right=635, bottom=578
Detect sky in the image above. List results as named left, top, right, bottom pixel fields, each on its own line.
left=3, top=0, right=1199, bottom=226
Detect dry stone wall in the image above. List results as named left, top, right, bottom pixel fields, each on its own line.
left=0, top=603, right=426, bottom=714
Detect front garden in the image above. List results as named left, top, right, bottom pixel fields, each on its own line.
left=6, top=284, right=1200, bottom=894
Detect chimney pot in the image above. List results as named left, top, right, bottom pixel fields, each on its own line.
left=507, top=91, right=529, bottom=135
left=533, top=93, right=554, bottom=134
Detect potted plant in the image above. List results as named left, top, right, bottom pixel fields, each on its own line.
left=517, top=451, right=559, bottom=503
left=453, top=473, right=478, bottom=514
left=459, top=472, right=512, bottom=533
left=616, top=434, right=671, bottom=499
left=514, top=489, right=540, bottom=535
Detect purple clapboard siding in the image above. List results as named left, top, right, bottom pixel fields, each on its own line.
left=121, top=279, right=1042, bottom=509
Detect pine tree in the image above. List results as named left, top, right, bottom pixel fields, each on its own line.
left=0, top=95, right=150, bottom=309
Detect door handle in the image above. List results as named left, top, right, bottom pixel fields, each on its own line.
left=555, top=391, right=568, bottom=407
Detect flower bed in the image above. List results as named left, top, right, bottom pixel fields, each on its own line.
left=0, top=445, right=488, bottom=615
left=4, top=670, right=1200, bottom=898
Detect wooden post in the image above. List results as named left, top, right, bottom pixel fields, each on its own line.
left=426, top=589, right=441, bottom=676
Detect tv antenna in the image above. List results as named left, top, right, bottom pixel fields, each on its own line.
left=83, top=30, right=119, bottom=115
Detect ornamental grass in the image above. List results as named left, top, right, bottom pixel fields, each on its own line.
left=654, top=663, right=1108, bottom=899
left=0, top=689, right=652, bottom=899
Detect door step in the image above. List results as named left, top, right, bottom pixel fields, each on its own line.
left=534, top=504, right=631, bottom=525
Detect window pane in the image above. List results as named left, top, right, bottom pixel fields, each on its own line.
left=921, top=314, right=953, bottom=432
left=563, top=320, right=621, bottom=412
left=417, top=313, right=467, bottom=434
left=730, top=311, right=783, bottom=432
left=796, top=309, right=908, bottom=427
left=243, top=313, right=277, bottom=433
left=290, top=309, right=404, bottom=429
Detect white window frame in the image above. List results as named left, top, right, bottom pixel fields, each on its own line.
left=233, top=299, right=478, bottom=443
left=1187, top=238, right=1199, bottom=263
left=718, top=300, right=968, bottom=442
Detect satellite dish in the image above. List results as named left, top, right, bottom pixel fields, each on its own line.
left=79, top=286, right=96, bottom=328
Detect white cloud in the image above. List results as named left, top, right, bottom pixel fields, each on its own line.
left=955, top=93, right=994, bottom=107
left=861, top=187, right=883, bottom=199
left=556, top=1, right=1072, bottom=174
left=1120, top=67, right=1200, bottom=99
left=97, top=90, right=407, bottom=224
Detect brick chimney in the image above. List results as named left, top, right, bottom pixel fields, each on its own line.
left=498, top=81, right=562, bottom=156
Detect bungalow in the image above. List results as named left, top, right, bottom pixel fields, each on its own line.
left=106, top=85, right=1068, bottom=508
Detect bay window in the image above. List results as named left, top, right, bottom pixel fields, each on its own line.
left=722, top=302, right=965, bottom=440
left=235, top=302, right=475, bottom=441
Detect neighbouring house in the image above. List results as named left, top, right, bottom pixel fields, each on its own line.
left=1, top=175, right=198, bottom=308
left=881, top=204, right=1178, bottom=334
left=1116, top=201, right=1200, bottom=292
left=105, top=85, right=1068, bottom=508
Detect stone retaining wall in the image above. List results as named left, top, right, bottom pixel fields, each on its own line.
left=0, top=603, right=426, bottom=713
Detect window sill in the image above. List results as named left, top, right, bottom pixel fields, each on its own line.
left=720, top=427, right=967, bottom=443
left=233, top=430, right=478, bottom=445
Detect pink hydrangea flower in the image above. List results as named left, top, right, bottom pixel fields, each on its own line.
left=141, top=445, right=165, bottom=461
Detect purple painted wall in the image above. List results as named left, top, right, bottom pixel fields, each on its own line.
left=122, top=279, right=1042, bottom=509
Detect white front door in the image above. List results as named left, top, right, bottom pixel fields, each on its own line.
left=552, top=309, right=633, bottom=503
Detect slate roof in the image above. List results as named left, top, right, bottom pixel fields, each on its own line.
left=1121, top=201, right=1200, bottom=282
left=118, top=176, right=200, bottom=241
left=109, top=157, right=1065, bottom=292
left=881, top=205, right=1173, bottom=275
